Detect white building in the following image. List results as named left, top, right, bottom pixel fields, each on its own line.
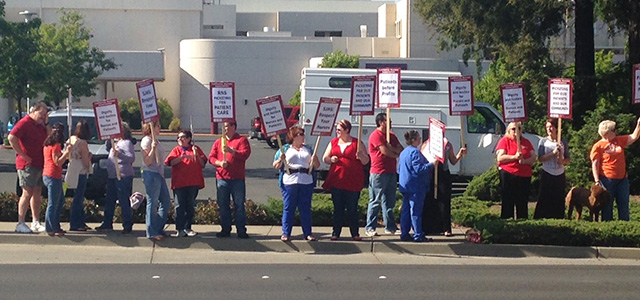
left=3, top=0, right=626, bottom=132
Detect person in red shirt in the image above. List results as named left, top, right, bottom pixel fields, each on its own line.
left=365, top=113, right=403, bottom=237
left=7, top=102, right=50, bottom=233
left=322, top=120, right=369, bottom=241
left=165, top=130, right=207, bottom=237
left=495, top=122, right=537, bottom=219
left=43, top=123, right=70, bottom=236
left=209, top=121, right=251, bottom=239
left=590, top=118, right=640, bottom=221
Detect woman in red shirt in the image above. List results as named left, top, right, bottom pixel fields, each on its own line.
left=495, top=122, right=537, bottom=219
left=322, top=120, right=369, bottom=241
left=43, top=123, right=70, bottom=236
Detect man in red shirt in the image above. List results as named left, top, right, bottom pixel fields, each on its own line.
left=365, top=113, right=403, bottom=237
left=209, top=121, right=252, bottom=238
left=8, top=102, right=50, bottom=233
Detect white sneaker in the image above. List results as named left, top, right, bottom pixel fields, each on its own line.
left=365, top=230, right=378, bottom=237
left=15, top=222, right=32, bottom=233
left=30, top=221, right=46, bottom=233
left=184, top=229, right=197, bottom=237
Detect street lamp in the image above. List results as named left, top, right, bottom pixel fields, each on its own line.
left=18, top=10, right=38, bottom=23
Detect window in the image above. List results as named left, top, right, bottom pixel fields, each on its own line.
left=467, top=107, right=504, bottom=134
left=328, top=77, right=438, bottom=91
left=236, top=31, right=247, bottom=36
left=204, top=25, right=224, bottom=30
left=314, top=31, right=342, bottom=37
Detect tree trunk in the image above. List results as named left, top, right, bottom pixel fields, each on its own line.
left=573, top=0, right=596, bottom=128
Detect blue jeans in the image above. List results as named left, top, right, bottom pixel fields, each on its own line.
left=217, top=179, right=247, bottom=234
left=281, top=183, right=313, bottom=237
left=101, top=176, right=133, bottom=230
left=44, top=176, right=65, bottom=233
left=601, top=177, right=630, bottom=221
left=331, top=188, right=360, bottom=238
left=400, top=191, right=426, bottom=241
left=69, top=174, right=88, bottom=229
left=143, top=171, right=171, bottom=237
left=174, top=186, right=199, bottom=231
left=366, top=173, right=398, bottom=232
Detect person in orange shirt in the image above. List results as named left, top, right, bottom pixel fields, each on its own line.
left=590, top=118, right=640, bottom=221
left=43, top=123, right=71, bottom=236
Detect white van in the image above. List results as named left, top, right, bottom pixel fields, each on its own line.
left=299, top=67, right=540, bottom=179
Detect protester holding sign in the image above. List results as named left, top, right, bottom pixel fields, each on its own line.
left=496, top=122, right=536, bottom=219
left=590, top=118, right=640, bottom=221
left=67, top=120, right=93, bottom=232
left=534, top=119, right=570, bottom=219
left=322, top=120, right=369, bottom=241
left=398, top=130, right=433, bottom=242
left=209, top=121, right=252, bottom=239
left=273, top=126, right=320, bottom=241
left=96, top=122, right=135, bottom=234
left=141, top=120, right=171, bottom=240
left=365, top=113, right=403, bottom=237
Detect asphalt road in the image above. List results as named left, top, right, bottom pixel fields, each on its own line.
left=0, top=134, right=284, bottom=204
left=1, top=263, right=639, bottom=300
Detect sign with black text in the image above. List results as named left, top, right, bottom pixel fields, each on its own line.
left=448, top=76, right=474, bottom=116
left=210, top=82, right=236, bottom=122
left=350, top=76, right=376, bottom=116
left=311, top=97, right=342, bottom=136
left=633, top=64, right=640, bottom=105
left=377, top=68, right=401, bottom=108
left=500, top=83, right=528, bottom=123
left=92, top=99, right=123, bottom=140
left=136, top=79, right=160, bottom=123
left=428, top=117, right=446, bottom=164
left=256, top=95, right=288, bottom=137
left=548, top=78, right=573, bottom=119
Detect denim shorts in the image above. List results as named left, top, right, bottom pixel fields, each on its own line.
left=18, top=166, right=44, bottom=187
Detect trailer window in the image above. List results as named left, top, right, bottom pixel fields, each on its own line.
left=328, top=77, right=352, bottom=88
left=328, top=77, right=438, bottom=91
left=467, top=107, right=505, bottom=134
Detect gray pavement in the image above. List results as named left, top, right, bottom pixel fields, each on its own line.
left=1, top=222, right=639, bottom=262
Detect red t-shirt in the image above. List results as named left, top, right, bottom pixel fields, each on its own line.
left=164, top=145, right=207, bottom=190
left=322, top=137, right=365, bottom=192
left=43, top=144, right=63, bottom=179
left=496, top=136, right=534, bottom=177
left=368, top=129, right=400, bottom=174
left=11, top=115, right=47, bottom=169
left=208, top=133, right=251, bottom=180
left=590, top=136, right=629, bottom=180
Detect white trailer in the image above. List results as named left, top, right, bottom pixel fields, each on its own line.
left=300, top=67, right=540, bottom=179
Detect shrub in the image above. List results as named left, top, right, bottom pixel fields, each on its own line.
left=464, top=166, right=501, bottom=202
left=119, top=97, right=174, bottom=130
left=450, top=196, right=499, bottom=227
left=318, top=50, right=359, bottom=68
left=168, top=118, right=181, bottom=132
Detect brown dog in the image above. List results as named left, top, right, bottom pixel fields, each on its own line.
left=565, top=184, right=613, bottom=221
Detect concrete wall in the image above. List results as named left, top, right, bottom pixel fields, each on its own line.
left=180, top=38, right=333, bottom=132
left=278, top=12, right=378, bottom=37
left=236, top=13, right=277, bottom=34
left=220, top=0, right=394, bottom=13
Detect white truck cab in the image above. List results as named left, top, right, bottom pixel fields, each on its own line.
left=299, top=68, right=540, bottom=179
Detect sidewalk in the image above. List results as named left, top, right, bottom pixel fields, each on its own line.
left=1, top=222, right=638, bottom=260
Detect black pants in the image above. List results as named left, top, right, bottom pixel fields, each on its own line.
left=533, top=170, right=566, bottom=219
left=422, top=166, right=452, bottom=234
left=499, top=169, right=531, bottom=219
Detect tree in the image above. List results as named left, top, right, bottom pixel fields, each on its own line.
left=318, top=50, right=359, bottom=68
left=35, top=10, right=116, bottom=107
left=598, top=0, right=640, bottom=65
left=0, top=1, right=44, bottom=115
left=573, top=0, right=596, bottom=128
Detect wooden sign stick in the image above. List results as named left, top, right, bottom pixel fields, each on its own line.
left=276, top=135, right=290, bottom=174
left=309, top=136, right=321, bottom=174
left=460, top=116, right=466, bottom=157
left=434, top=161, right=439, bottom=199
left=149, top=123, right=159, bottom=163
left=386, top=107, right=391, bottom=143
left=357, top=116, right=363, bottom=153
left=516, top=121, right=522, bottom=154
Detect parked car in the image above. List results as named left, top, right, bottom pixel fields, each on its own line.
left=250, top=105, right=300, bottom=149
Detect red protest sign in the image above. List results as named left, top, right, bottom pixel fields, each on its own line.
left=548, top=78, right=573, bottom=119
left=377, top=68, right=401, bottom=108
left=256, top=95, right=289, bottom=137
left=210, top=82, right=236, bottom=122
left=428, top=117, right=446, bottom=164
left=136, top=79, right=160, bottom=124
left=448, top=76, right=474, bottom=116
left=500, top=83, right=528, bottom=123
left=92, top=99, right=123, bottom=140
left=311, top=97, right=342, bottom=136
left=350, top=75, right=376, bottom=116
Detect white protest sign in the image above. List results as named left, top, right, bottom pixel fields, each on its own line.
left=256, top=95, right=288, bottom=137
left=377, top=68, right=401, bottom=108
left=548, top=78, right=573, bottom=119
left=311, top=97, right=342, bottom=136
left=633, top=64, right=640, bottom=105
left=448, top=76, right=474, bottom=116
left=500, top=83, right=528, bottom=123
left=210, top=82, right=236, bottom=122
left=350, top=76, right=376, bottom=116
left=92, top=99, right=123, bottom=140
left=136, top=79, right=160, bottom=123
left=429, top=117, right=446, bottom=164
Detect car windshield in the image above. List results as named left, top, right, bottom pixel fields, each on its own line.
left=47, top=116, right=102, bottom=144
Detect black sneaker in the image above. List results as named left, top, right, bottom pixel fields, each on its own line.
left=237, top=233, right=249, bottom=239
left=95, top=225, right=113, bottom=232
left=215, top=231, right=231, bottom=238
left=121, top=228, right=132, bottom=235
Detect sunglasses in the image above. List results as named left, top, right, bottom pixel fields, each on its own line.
left=177, top=135, right=189, bottom=140
left=296, top=132, right=305, bottom=137
left=509, top=127, right=522, bottom=131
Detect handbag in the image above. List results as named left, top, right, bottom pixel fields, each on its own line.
left=65, top=158, right=83, bottom=189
